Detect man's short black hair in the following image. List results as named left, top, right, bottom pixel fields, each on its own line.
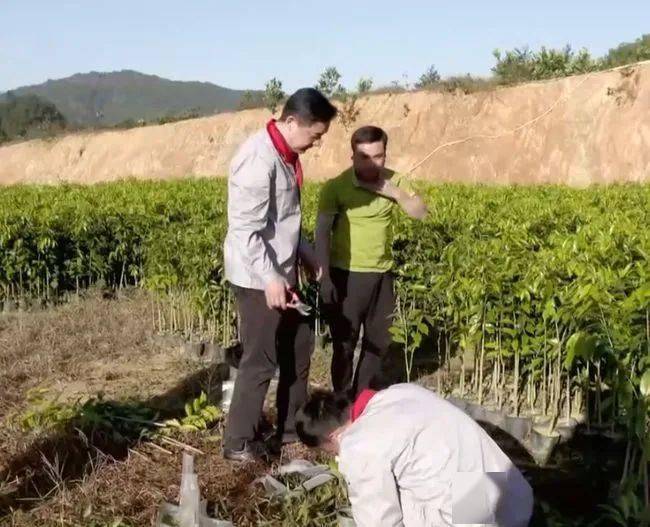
left=295, top=390, right=352, bottom=447
left=280, top=88, right=338, bottom=124
left=351, top=125, right=388, bottom=152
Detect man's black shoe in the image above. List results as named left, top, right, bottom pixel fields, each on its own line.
left=266, top=431, right=301, bottom=456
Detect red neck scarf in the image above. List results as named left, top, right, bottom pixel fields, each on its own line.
left=350, top=389, right=377, bottom=422
left=266, top=119, right=303, bottom=189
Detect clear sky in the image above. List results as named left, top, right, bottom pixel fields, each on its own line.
left=1, top=0, right=648, bottom=93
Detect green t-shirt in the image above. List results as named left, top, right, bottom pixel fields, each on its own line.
left=318, top=167, right=413, bottom=272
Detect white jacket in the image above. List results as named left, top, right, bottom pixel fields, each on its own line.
left=338, top=384, right=533, bottom=526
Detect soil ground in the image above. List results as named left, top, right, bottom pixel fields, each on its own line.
left=0, top=290, right=624, bottom=526
left=0, top=290, right=329, bottom=526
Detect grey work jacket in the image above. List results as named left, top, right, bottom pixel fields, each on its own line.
left=224, top=128, right=307, bottom=290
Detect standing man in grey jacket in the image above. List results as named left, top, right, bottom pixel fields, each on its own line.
left=223, top=88, right=337, bottom=462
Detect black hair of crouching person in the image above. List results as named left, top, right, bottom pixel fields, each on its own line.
left=295, top=390, right=352, bottom=447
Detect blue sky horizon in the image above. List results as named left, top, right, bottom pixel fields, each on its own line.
left=1, top=1, right=648, bottom=93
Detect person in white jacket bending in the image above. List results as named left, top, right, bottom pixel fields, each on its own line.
left=296, top=384, right=534, bottom=527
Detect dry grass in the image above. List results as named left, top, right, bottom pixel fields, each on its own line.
left=0, top=289, right=335, bottom=526
left=0, top=289, right=191, bottom=466
left=5, top=433, right=284, bottom=526
left=0, top=289, right=189, bottom=413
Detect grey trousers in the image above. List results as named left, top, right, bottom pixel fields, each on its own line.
left=223, top=286, right=313, bottom=450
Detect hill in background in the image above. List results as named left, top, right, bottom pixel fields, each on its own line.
left=0, top=70, right=258, bottom=126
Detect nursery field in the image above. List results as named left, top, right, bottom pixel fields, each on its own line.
left=0, top=179, right=648, bottom=526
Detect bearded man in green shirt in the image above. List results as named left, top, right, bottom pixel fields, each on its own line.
left=315, top=125, right=428, bottom=396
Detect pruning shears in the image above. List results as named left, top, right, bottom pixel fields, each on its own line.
left=287, top=289, right=312, bottom=316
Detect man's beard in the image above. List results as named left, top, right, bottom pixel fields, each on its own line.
left=356, top=167, right=380, bottom=181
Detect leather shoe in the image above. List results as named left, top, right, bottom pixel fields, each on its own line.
left=266, top=431, right=301, bottom=455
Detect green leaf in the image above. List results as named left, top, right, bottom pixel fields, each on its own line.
left=564, top=331, right=597, bottom=370
left=640, top=369, right=650, bottom=399
left=542, top=300, right=556, bottom=321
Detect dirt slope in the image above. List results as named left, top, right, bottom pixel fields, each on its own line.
left=1, top=62, right=648, bottom=186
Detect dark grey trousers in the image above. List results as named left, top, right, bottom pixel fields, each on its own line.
left=223, top=286, right=313, bottom=451
left=327, top=268, right=395, bottom=396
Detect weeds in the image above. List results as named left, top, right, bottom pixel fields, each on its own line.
left=16, top=390, right=222, bottom=440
